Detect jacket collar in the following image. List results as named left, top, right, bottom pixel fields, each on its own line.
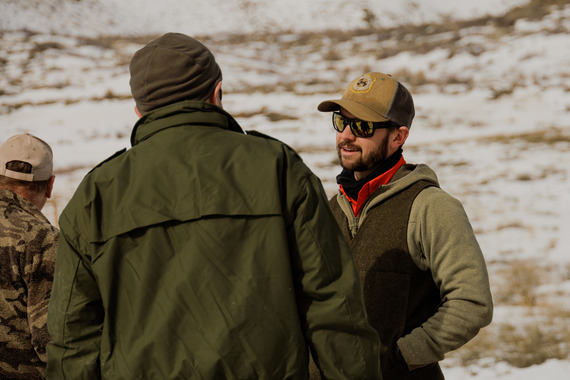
left=0, top=188, right=49, bottom=223
left=130, top=100, right=245, bottom=146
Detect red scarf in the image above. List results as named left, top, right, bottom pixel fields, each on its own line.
left=339, top=156, right=406, bottom=217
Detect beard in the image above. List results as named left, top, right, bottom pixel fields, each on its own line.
left=337, top=133, right=390, bottom=173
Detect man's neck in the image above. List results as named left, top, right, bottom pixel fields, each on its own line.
left=337, top=148, right=404, bottom=201
left=1, top=186, right=45, bottom=210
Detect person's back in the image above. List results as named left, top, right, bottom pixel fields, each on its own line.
left=47, top=33, right=380, bottom=379
left=0, top=134, right=58, bottom=379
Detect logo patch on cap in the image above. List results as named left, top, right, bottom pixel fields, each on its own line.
left=351, top=74, right=376, bottom=93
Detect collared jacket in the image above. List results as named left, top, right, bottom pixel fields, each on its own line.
left=331, top=163, right=493, bottom=378
left=47, top=101, right=380, bottom=379
left=0, top=188, right=58, bottom=379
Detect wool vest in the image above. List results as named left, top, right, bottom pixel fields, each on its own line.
left=330, top=180, right=444, bottom=380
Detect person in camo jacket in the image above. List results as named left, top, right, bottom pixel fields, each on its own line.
left=0, top=133, right=58, bottom=379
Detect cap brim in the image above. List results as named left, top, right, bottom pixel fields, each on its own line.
left=317, top=99, right=389, bottom=122
left=317, top=99, right=341, bottom=112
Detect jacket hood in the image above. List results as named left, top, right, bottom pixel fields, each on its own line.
left=386, top=163, right=439, bottom=192
left=335, top=163, right=440, bottom=226
left=365, top=163, right=439, bottom=208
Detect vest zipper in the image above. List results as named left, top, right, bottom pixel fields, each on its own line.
left=349, top=215, right=359, bottom=237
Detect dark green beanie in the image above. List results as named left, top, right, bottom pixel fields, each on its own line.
left=129, top=33, right=223, bottom=113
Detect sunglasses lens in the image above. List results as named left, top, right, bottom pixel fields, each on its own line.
left=332, top=113, right=346, bottom=132
left=332, top=112, right=379, bottom=137
left=352, top=120, right=364, bottom=136
left=355, top=120, right=375, bottom=137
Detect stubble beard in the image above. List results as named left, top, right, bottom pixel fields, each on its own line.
left=337, top=134, right=390, bottom=173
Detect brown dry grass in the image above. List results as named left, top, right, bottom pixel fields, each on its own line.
left=449, top=301, right=570, bottom=368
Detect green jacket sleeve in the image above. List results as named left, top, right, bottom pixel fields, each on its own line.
left=286, top=161, right=380, bottom=379
left=399, top=187, right=493, bottom=368
left=47, top=213, right=104, bottom=379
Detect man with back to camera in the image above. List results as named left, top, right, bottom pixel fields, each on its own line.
left=0, top=133, right=58, bottom=379
left=317, top=72, right=493, bottom=379
left=46, top=33, right=381, bottom=379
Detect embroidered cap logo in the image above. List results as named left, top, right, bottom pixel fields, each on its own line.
left=351, top=74, right=376, bottom=93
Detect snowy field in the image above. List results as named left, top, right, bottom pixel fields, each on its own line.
left=1, top=0, right=570, bottom=378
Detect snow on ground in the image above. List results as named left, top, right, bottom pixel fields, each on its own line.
left=1, top=0, right=531, bottom=37
left=443, top=359, right=570, bottom=380
left=1, top=0, right=570, bottom=378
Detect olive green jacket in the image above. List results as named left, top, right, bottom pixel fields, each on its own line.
left=332, top=163, right=493, bottom=370
left=47, top=101, right=380, bottom=379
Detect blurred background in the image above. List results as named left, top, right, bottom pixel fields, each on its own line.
left=1, top=0, right=569, bottom=378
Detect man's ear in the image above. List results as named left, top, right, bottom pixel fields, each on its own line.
left=134, top=105, right=142, bottom=118
left=393, top=126, right=410, bottom=148
left=208, top=81, right=223, bottom=107
left=46, top=176, right=55, bottom=199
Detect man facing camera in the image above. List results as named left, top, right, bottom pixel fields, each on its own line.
left=318, top=72, right=493, bottom=379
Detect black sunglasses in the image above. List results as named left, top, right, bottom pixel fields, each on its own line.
left=332, top=112, right=398, bottom=137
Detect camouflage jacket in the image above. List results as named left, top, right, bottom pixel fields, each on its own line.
left=0, top=188, right=58, bottom=379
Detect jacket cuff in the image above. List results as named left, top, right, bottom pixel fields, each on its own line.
left=394, top=344, right=408, bottom=368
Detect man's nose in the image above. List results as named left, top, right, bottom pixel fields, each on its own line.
left=339, top=125, right=356, bottom=140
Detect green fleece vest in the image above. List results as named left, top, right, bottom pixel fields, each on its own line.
left=330, top=180, right=444, bottom=380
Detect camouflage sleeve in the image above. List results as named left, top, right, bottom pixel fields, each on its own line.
left=23, top=225, right=58, bottom=364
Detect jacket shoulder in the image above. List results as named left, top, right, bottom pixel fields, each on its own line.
left=245, top=130, right=302, bottom=160
left=413, top=186, right=463, bottom=211
left=245, top=130, right=281, bottom=142
left=87, top=148, right=127, bottom=174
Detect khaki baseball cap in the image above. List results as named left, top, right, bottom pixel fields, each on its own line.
left=0, top=134, right=53, bottom=182
left=318, top=72, right=415, bottom=128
